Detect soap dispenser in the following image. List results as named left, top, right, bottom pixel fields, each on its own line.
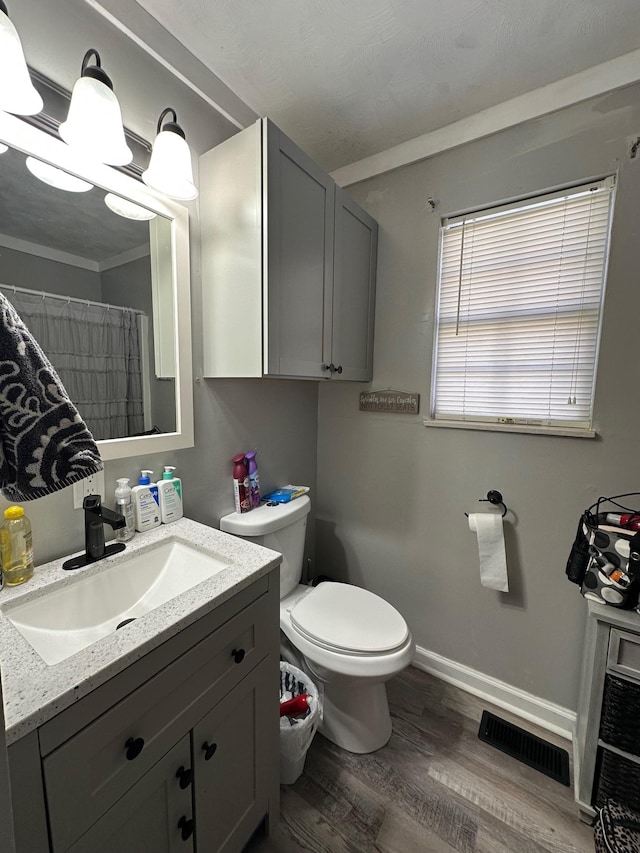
left=114, top=478, right=135, bottom=542
left=158, top=465, right=183, bottom=524
left=132, top=470, right=161, bottom=532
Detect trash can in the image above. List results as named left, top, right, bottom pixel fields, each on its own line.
left=279, top=661, right=321, bottom=784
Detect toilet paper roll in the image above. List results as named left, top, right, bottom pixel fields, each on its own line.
left=468, top=513, right=509, bottom=592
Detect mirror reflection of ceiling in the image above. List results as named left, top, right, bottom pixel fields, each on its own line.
left=0, top=146, right=149, bottom=262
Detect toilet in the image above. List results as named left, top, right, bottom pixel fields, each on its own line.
left=220, top=496, right=414, bottom=754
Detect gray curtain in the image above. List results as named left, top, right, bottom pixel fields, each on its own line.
left=3, top=290, right=145, bottom=440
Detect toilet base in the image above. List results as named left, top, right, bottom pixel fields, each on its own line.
left=319, top=680, right=392, bottom=754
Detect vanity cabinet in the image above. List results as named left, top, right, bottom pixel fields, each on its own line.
left=574, top=601, right=640, bottom=822
left=7, top=573, right=280, bottom=853
left=65, top=736, right=194, bottom=853
left=200, top=118, right=377, bottom=381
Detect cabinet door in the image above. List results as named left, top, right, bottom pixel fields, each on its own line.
left=265, top=119, right=335, bottom=378
left=0, top=670, right=16, bottom=853
left=331, top=188, right=378, bottom=381
left=193, top=660, right=275, bottom=853
left=64, top=736, right=193, bottom=853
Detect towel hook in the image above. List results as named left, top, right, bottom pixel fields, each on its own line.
left=465, top=490, right=508, bottom=518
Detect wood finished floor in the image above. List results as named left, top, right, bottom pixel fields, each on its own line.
left=245, top=666, right=594, bottom=853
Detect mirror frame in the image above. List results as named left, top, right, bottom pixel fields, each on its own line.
left=0, top=110, right=194, bottom=462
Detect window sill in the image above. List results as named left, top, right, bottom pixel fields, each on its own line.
left=422, top=418, right=597, bottom=439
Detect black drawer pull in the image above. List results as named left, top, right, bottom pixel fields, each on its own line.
left=124, top=737, right=144, bottom=760
left=335, top=365, right=343, bottom=374
left=232, top=647, right=245, bottom=664
left=202, top=741, right=218, bottom=761
left=178, top=816, right=194, bottom=841
left=175, top=765, right=192, bottom=789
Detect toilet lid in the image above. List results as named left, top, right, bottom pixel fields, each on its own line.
left=290, top=582, right=409, bottom=654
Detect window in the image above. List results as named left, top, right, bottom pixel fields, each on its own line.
left=431, top=177, right=615, bottom=434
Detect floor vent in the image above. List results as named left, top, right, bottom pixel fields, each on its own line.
left=478, top=710, right=570, bottom=786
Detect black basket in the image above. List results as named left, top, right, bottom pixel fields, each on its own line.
left=600, top=675, right=640, bottom=758
left=595, top=748, right=640, bottom=812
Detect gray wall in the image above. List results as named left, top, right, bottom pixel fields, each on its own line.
left=317, top=84, right=640, bottom=711
left=0, top=246, right=101, bottom=300
left=0, top=0, right=318, bottom=570
left=101, top=255, right=176, bottom=434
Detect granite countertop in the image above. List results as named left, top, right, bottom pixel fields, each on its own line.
left=0, top=518, right=281, bottom=744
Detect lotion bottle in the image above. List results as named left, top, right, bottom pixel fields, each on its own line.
left=0, top=506, right=33, bottom=586
left=158, top=465, right=183, bottom=523
left=132, top=470, right=161, bottom=532
left=114, top=478, right=135, bottom=542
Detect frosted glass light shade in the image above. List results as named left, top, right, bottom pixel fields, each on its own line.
left=142, top=130, right=198, bottom=200
left=104, top=192, right=157, bottom=221
left=26, top=157, right=93, bottom=192
left=0, top=143, right=8, bottom=154
left=59, top=76, right=132, bottom=166
left=0, top=8, right=43, bottom=115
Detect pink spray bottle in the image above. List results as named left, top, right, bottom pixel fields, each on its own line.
left=232, top=453, right=251, bottom=513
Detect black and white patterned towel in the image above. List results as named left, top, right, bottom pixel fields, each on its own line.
left=0, top=293, right=103, bottom=501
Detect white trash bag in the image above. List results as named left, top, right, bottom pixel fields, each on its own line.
left=279, top=661, right=322, bottom=784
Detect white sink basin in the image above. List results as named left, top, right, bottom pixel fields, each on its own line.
left=1, top=540, right=230, bottom=666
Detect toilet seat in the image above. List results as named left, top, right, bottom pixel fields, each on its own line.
left=290, top=582, right=409, bottom=656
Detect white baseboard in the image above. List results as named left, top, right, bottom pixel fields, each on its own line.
left=413, top=645, right=576, bottom=742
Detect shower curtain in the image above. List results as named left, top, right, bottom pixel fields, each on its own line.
left=3, top=289, right=145, bottom=441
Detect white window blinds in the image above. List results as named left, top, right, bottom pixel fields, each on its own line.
left=432, top=178, right=615, bottom=429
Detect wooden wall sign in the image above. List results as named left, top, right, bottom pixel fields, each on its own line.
left=359, top=389, right=420, bottom=414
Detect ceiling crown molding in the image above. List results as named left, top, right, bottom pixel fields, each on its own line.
left=331, top=48, right=640, bottom=187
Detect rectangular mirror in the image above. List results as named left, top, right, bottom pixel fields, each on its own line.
left=0, top=110, right=193, bottom=462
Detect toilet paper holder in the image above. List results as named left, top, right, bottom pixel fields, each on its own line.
left=465, top=490, right=508, bottom=518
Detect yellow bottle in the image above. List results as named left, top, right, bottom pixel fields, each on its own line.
left=0, top=506, right=34, bottom=586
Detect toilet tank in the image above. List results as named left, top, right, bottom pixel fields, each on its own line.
left=219, top=496, right=310, bottom=598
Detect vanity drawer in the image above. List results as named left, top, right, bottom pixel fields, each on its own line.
left=608, top=629, right=640, bottom=681
left=44, top=593, right=270, bottom=851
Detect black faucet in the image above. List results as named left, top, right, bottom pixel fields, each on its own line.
left=63, top=494, right=127, bottom=571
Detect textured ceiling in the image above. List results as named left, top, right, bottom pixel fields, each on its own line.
left=0, top=146, right=149, bottom=263
left=135, top=0, right=640, bottom=172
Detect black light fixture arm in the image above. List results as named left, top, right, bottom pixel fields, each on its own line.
left=157, top=107, right=186, bottom=138
left=0, top=2, right=9, bottom=18
left=80, top=48, right=113, bottom=91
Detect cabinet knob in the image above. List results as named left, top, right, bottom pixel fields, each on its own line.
left=202, top=741, right=218, bottom=760
left=335, top=365, right=343, bottom=374
left=124, top=737, right=144, bottom=760
left=177, top=816, right=194, bottom=841
left=175, top=765, right=193, bottom=789
left=322, top=363, right=332, bottom=371
left=232, top=647, right=245, bottom=664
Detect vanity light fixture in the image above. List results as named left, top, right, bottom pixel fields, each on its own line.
left=0, top=1, right=43, bottom=115
left=0, top=143, right=8, bottom=154
left=59, top=49, right=132, bottom=167
left=142, top=108, right=198, bottom=200
left=26, top=156, right=94, bottom=193
left=104, top=192, right=157, bottom=221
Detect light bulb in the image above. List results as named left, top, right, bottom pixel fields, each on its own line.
left=104, top=193, right=157, bottom=220
left=0, top=3, right=43, bottom=115
left=26, top=156, right=94, bottom=193
left=142, top=108, right=197, bottom=200
left=58, top=49, right=131, bottom=167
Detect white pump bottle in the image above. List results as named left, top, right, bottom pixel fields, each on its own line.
left=114, top=478, right=135, bottom=542
left=158, top=465, right=183, bottom=523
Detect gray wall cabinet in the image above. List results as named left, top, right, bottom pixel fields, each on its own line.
left=201, top=118, right=377, bottom=381
left=7, top=574, right=280, bottom=853
left=574, top=601, right=640, bottom=822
